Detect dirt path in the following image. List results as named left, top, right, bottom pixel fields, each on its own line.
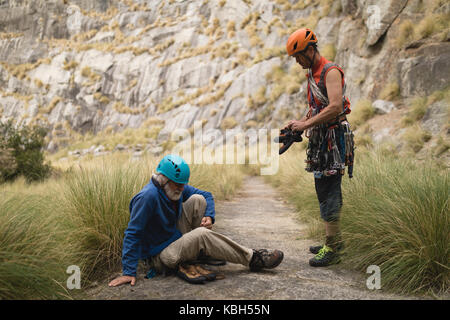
left=89, top=176, right=412, bottom=300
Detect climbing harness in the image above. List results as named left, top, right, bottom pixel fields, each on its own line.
left=305, top=63, right=355, bottom=179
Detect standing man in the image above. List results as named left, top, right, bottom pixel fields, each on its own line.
left=108, top=154, right=284, bottom=286
left=284, top=28, right=354, bottom=267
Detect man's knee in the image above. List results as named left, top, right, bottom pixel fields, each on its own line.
left=183, top=194, right=207, bottom=218
left=320, top=200, right=342, bottom=222
left=187, top=194, right=207, bottom=206
left=190, top=226, right=211, bottom=238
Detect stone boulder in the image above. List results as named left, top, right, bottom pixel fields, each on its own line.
left=372, top=100, right=396, bottom=114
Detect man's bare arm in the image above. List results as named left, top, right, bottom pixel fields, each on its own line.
left=303, top=68, right=343, bottom=128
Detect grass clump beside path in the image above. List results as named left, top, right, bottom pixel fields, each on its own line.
left=340, top=149, right=448, bottom=295
left=0, top=191, right=72, bottom=299
left=266, top=145, right=449, bottom=296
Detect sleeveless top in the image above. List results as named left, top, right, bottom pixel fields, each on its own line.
left=304, top=56, right=355, bottom=179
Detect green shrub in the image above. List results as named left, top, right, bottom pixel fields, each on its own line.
left=0, top=147, right=17, bottom=182
left=0, top=120, right=51, bottom=183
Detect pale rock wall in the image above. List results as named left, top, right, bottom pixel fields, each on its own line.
left=0, top=0, right=448, bottom=155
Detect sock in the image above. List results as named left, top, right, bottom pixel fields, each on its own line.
left=325, top=232, right=342, bottom=252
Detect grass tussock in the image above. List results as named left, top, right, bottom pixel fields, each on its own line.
left=401, top=88, right=450, bottom=127
left=61, top=158, right=155, bottom=280
left=340, top=150, right=449, bottom=295
left=402, top=124, right=432, bottom=153
left=0, top=190, right=73, bottom=299
left=347, top=99, right=375, bottom=129
left=265, top=64, right=306, bottom=102
left=321, top=43, right=336, bottom=61
left=379, top=82, right=400, bottom=101
left=396, top=12, right=450, bottom=46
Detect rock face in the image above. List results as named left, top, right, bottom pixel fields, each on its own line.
left=397, top=43, right=450, bottom=97
left=0, top=0, right=448, bottom=154
left=362, top=0, right=408, bottom=46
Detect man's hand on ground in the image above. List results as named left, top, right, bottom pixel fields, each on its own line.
left=108, top=275, right=136, bottom=287
left=200, top=216, right=213, bottom=229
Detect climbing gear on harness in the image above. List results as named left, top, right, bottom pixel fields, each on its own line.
left=274, top=128, right=304, bottom=155
left=156, top=154, right=190, bottom=184
left=342, top=120, right=355, bottom=178
left=309, top=245, right=341, bottom=267
left=249, top=249, right=284, bottom=272
left=305, top=62, right=355, bottom=179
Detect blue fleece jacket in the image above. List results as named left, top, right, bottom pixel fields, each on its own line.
left=121, top=177, right=215, bottom=276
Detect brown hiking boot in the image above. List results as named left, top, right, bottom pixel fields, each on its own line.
left=249, top=249, right=284, bottom=271
left=177, top=263, right=207, bottom=284
left=193, top=264, right=217, bottom=281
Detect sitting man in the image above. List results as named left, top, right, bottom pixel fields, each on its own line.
left=109, top=154, right=284, bottom=286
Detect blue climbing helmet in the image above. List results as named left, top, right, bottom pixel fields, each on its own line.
left=156, top=154, right=190, bottom=184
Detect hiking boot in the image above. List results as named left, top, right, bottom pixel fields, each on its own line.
left=193, top=264, right=217, bottom=281
left=309, top=245, right=324, bottom=255
left=309, top=242, right=344, bottom=254
left=309, top=245, right=341, bottom=267
left=177, top=263, right=207, bottom=284
left=249, top=249, right=284, bottom=272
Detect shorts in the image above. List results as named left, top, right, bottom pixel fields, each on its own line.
left=314, top=174, right=343, bottom=222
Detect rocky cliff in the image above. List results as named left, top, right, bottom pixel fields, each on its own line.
left=0, top=0, right=448, bottom=161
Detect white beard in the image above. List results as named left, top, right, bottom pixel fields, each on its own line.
left=154, top=173, right=182, bottom=201
left=164, top=183, right=182, bottom=201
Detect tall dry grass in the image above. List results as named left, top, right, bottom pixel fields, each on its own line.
left=0, top=180, right=74, bottom=299
left=340, top=149, right=449, bottom=295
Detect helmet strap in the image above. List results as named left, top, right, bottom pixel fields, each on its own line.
left=309, top=46, right=317, bottom=69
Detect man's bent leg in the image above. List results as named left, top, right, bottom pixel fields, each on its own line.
left=158, top=227, right=253, bottom=270
left=178, top=194, right=207, bottom=234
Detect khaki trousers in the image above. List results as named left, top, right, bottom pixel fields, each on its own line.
left=152, top=194, right=253, bottom=272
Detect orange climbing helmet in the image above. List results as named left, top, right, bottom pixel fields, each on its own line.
left=286, top=28, right=318, bottom=56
